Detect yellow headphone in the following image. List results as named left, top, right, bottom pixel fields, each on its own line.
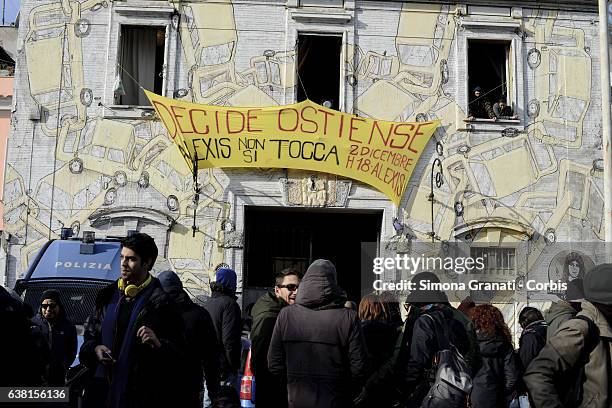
left=118, top=274, right=152, bottom=298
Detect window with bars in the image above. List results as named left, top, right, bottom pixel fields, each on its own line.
left=470, top=247, right=516, bottom=275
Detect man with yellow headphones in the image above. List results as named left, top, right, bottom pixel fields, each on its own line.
left=79, top=233, right=184, bottom=408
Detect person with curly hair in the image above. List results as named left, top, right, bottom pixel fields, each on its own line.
left=469, top=304, right=520, bottom=408
left=563, top=252, right=586, bottom=282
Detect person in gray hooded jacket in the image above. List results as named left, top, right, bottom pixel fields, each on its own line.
left=524, top=263, right=612, bottom=408
left=544, top=279, right=584, bottom=340
left=268, top=259, right=369, bottom=408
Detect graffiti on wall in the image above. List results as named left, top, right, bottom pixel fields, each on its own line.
left=5, top=1, right=604, bottom=303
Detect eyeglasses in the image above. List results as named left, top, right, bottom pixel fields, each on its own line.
left=276, top=284, right=299, bottom=292
left=41, top=304, right=58, bottom=309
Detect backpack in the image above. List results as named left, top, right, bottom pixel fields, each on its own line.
left=559, top=315, right=602, bottom=407
left=420, top=313, right=472, bottom=408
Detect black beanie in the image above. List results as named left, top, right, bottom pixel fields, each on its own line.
left=40, top=289, right=61, bottom=304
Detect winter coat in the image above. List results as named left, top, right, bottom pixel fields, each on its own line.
left=524, top=301, right=612, bottom=408
left=469, top=98, right=495, bottom=119
left=0, top=286, right=49, bottom=386
left=545, top=301, right=577, bottom=340
left=170, top=290, right=221, bottom=407
left=396, top=305, right=479, bottom=405
left=470, top=333, right=520, bottom=408
left=360, top=319, right=399, bottom=371
left=32, top=314, right=77, bottom=385
left=251, top=292, right=288, bottom=408
left=518, top=320, right=547, bottom=370
left=492, top=103, right=514, bottom=118
left=203, top=291, right=242, bottom=378
left=268, top=259, right=369, bottom=408
left=79, top=278, right=184, bottom=408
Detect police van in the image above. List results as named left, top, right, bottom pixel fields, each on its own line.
left=14, top=229, right=122, bottom=333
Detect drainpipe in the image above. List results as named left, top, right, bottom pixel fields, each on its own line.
left=599, top=0, right=612, bottom=243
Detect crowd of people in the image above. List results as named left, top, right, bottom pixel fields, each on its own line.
left=2, top=232, right=611, bottom=408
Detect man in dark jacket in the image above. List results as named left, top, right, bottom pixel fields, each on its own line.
left=32, top=289, right=77, bottom=385
left=79, top=233, right=183, bottom=408
left=268, top=259, right=368, bottom=408
left=203, top=267, right=242, bottom=387
left=158, top=270, right=221, bottom=407
left=524, top=263, right=612, bottom=408
left=251, top=266, right=301, bottom=408
left=0, top=286, right=49, bottom=386
left=517, top=306, right=547, bottom=370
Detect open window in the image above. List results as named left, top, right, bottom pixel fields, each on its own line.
left=116, top=25, right=166, bottom=106
left=297, top=34, right=342, bottom=110
left=467, top=40, right=513, bottom=119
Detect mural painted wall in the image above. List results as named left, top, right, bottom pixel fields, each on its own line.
left=3, top=0, right=606, bottom=318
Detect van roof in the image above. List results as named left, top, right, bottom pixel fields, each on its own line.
left=28, top=240, right=121, bottom=281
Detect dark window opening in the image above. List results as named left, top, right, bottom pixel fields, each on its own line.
left=244, top=207, right=381, bottom=303
left=0, top=46, right=14, bottom=77
left=117, top=25, right=165, bottom=106
left=297, top=34, right=342, bottom=110
left=468, top=40, right=511, bottom=119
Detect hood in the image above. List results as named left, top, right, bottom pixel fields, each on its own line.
left=477, top=333, right=510, bottom=356
left=545, top=301, right=576, bottom=325
left=295, top=259, right=346, bottom=309
left=580, top=300, right=612, bottom=339
left=158, top=270, right=183, bottom=292
left=155, top=270, right=191, bottom=305
left=251, top=292, right=286, bottom=321
left=215, top=267, right=237, bottom=295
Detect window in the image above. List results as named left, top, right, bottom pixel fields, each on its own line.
left=116, top=25, right=166, bottom=106
left=467, top=40, right=512, bottom=119
left=471, top=247, right=516, bottom=276
left=297, top=34, right=342, bottom=110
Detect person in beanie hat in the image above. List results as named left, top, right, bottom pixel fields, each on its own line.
left=544, top=279, right=585, bottom=340
left=32, top=289, right=77, bottom=385
left=213, top=268, right=238, bottom=295
left=158, top=271, right=221, bottom=407
left=203, top=266, right=242, bottom=399
left=525, top=263, right=612, bottom=408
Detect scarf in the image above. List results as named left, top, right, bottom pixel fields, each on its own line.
left=96, top=282, right=156, bottom=408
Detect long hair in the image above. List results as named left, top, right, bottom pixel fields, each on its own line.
left=358, top=293, right=389, bottom=322
left=470, top=304, right=513, bottom=346
left=563, top=252, right=585, bottom=282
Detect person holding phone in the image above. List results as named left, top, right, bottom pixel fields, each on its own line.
left=79, top=233, right=184, bottom=408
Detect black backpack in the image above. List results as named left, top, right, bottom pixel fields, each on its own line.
left=420, top=313, right=472, bottom=408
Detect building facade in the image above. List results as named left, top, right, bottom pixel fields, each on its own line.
left=3, top=0, right=608, bottom=329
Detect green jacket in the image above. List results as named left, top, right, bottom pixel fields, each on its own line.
left=524, top=301, right=612, bottom=408
left=250, top=292, right=286, bottom=376
left=544, top=300, right=577, bottom=341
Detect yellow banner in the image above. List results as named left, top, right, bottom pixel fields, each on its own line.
left=146, top=90, right=439, bottom=205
